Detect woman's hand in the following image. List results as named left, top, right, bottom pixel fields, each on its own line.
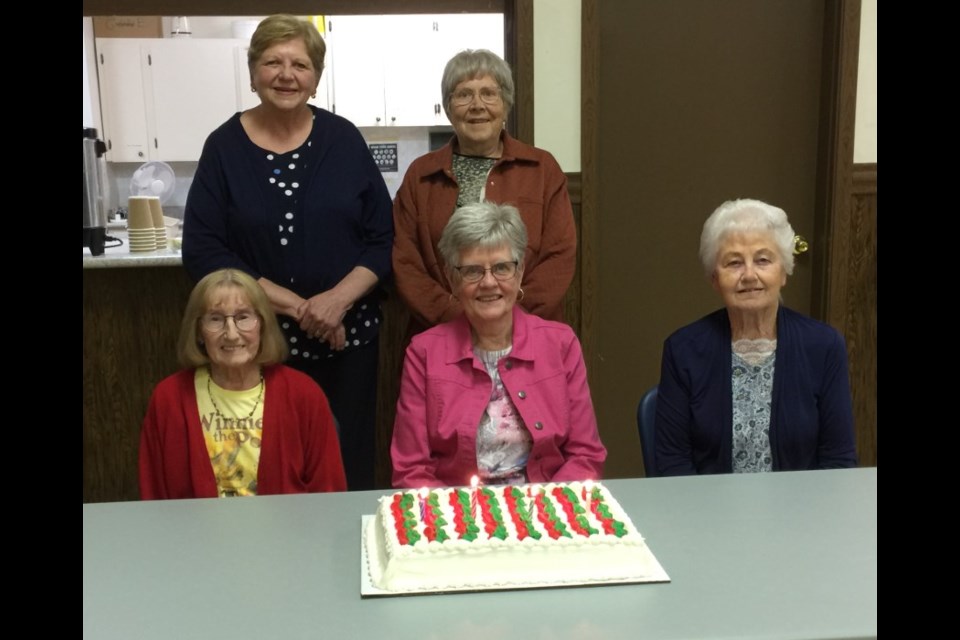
left=298, top=291, right=352, bottom=340
left=326, top=323, right=347, bottom=351
left=300, top=266, right=380, bottom=343
left=257, top=277, right=307, bottom=320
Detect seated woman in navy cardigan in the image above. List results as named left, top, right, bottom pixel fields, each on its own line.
left=655, top=199, right=857, bottom=475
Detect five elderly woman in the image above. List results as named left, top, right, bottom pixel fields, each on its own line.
left=141, top=15, right=857, bottom=499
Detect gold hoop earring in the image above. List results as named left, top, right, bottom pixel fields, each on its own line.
left=517, top=288, right=525, bottom=302
left=250, top=86, right=256, bottom=93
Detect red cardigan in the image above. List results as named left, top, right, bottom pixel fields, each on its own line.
left=139, top=365, right=347, bottom=499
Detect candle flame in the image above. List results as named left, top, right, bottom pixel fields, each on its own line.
left=470, top=475, right=480, bottom=489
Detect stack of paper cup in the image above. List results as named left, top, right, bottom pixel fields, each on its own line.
left=147, top=197, right=166, bottom=250
left=127, top=196, right=158, bottom=252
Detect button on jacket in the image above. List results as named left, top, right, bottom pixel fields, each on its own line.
left=391, top=306, right=606, bottom=488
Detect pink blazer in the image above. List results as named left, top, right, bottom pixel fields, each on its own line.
left=391, top=306, right=606, bottom=488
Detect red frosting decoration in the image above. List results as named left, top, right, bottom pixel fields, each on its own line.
left=534, top=492, right=565, bottom=540
left=551, top=486, right=592, bottom=537
left=504, top=488, right=531, bottom=541
left=391, top=495, right=409, bottom=545
left=422, top=495, right=436, bottom=542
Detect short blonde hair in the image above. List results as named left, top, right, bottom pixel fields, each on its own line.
left=247, top=15, right=326, bottom=83
left=177, top=269, right=288, bottom=368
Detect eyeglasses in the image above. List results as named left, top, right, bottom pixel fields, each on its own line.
left=450, top=87, right=502, bottom=107
left=201, top=311, right=260, bottom=333
left=454, top=261, right=519, bottom=283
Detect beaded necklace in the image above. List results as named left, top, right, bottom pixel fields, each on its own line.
left=207, top=369, right=265, bottom=421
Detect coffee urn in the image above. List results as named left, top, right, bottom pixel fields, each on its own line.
left=83, top=127, right=108, bottom=256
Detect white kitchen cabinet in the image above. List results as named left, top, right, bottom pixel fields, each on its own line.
left=96, top=39, right=151, bottom=162
left=149, top=40, right=239, bottom=160
left=327, top=14, right=504, bottom=127
left=97, top=38, right=248, bottom=162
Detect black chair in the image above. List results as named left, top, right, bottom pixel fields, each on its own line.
left=636, top=386, right=658, bottom=477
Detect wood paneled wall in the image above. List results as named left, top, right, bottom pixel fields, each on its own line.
left=846, top=164, right=877, bottom=466
left=83, top=267, right=194, bottom=503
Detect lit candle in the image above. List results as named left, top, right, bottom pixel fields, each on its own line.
left=470, top=475, right=480, bottom=521
left=582, top=479, right=594, bottom=509
left=418, top=487, right=429, bottom=522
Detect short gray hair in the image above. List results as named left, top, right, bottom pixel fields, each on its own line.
left=438, top=201, right=527, bottom=272
left=441, top=49, right=515, bottom=118
left=699, top=199, right=796, bottom=276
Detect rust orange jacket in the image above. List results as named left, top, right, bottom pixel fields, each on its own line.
left=392, top=132, right=576, bottom=331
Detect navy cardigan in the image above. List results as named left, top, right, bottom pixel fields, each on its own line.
left=182, top=106, right=393, bottom=303
left=655, top=306, right=857, bottom=475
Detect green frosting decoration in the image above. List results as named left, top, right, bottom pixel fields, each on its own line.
left=481, top=487, right=508, bottom=540
left=594, top=496, right=629, bottom=538
left=541, top=494, right=572, bottom=539
left=455, top=489, right=479, bottom=542
left=507, top=487, right=542, bottom=540
left=426, top=492, right=450, bottom=543
left=399, top=493, right=421, bottom=544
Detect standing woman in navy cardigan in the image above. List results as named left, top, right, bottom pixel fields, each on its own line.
left=182, top=15, right=393, bottom=489
left=655, top=199, right=856, bottom=475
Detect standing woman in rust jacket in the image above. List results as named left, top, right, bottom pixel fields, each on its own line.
left=393, top=49, right=576, bottom=334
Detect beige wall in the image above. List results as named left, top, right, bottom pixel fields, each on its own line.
left=533, top=0, right=580, bottom=172
left=855, top=0, right=877, bottom=163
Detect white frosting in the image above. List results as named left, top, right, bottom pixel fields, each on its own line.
left=365, top=482, right=658, bottom=592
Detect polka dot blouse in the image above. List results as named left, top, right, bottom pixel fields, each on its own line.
left=259, top=119, right=379, bottom=360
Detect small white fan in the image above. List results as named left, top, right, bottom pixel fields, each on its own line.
left=130, top=161, right=176, bottom=204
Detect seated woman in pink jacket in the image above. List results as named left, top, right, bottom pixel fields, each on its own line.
left=391, top=201, right=606, bottom=488
left=139, top=268, right=346, bottom=499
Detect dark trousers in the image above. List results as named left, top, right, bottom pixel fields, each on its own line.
left=288, top=338, right=378, bottom=490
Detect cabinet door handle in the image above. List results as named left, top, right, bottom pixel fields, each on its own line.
left=391, top=116, right=396, bottom=124
left=375, top=117, right=381, bottom=124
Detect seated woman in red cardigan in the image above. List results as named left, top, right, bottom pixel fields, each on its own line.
left=139, top=268, right=346, bottom=499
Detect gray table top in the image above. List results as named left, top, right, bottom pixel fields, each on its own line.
left=83, top=468, right=877, bottom=640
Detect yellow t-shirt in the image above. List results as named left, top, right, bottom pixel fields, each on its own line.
left=194, top=368, right=264, bottom=497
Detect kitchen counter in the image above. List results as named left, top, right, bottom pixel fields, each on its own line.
left=83, top=229, right=183, bottom=269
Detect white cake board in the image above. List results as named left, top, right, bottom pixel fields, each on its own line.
left=360, top=515, right=670, bottom=597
